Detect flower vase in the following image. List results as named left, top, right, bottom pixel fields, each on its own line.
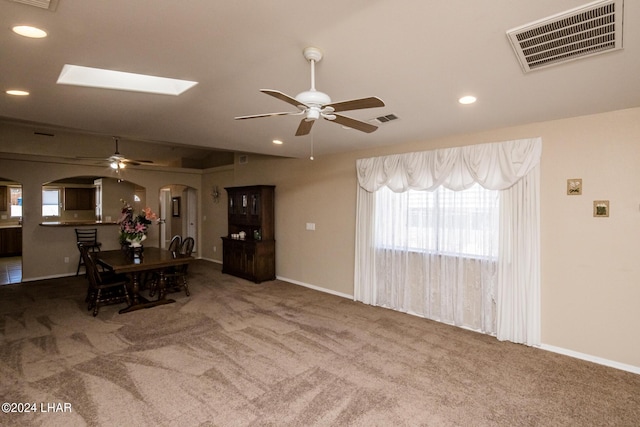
left=126, top=234, right=146, bottom=258
left=126, top=234, right=147, bottom=247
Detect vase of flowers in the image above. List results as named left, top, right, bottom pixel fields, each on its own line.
left=117, top=200, right=159, bottom=254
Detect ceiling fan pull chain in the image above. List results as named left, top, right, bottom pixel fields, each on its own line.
left=310, top=131, right=314, bottom=161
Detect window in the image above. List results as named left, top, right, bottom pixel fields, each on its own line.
left=375, top=184, right=499, bottom=259
left=9, top=186, right=22, bottom=218
left=42, top=188, right=61, bottom=217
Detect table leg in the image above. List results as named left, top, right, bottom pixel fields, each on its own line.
left=157, top=270, right=167, bottom=301
left=119, top=270, right=175, bottom=314
left=131, top=272, right=141, bottom=305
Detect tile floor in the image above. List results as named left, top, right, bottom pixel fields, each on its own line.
left=0, top=256, right=22, bottom=285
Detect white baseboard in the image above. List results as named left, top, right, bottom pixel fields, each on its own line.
left=276, top=275, right=353, bottom=300
left=539, top=344, right=640, bottom=375
left=23, top=272, right=76, bottom=282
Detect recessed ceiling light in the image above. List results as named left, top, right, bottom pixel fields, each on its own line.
left=6, top=90, right=29, bottom=96
left=56, top=64, right=198, bottom=96
left=272, top=139, right=283, bottom=145
left=12, top=25, right=47, bottom=38
left=458, top=95, right=477, bottom=105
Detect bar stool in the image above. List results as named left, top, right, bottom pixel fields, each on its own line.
left=76, top=228, right=102, bottom=276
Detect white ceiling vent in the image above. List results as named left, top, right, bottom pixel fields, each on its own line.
left=372, top=114, right=399, bottom=124
left=507, top=0, right=623, bottom=72
left=6, top=0, right=59, bottom=11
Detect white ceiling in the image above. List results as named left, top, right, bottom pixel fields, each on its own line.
left=1, top=0, right=639, bottom=164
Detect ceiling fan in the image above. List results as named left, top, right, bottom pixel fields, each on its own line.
left=235, top=47, right=385, bottom=136
left=79, top=137, right=154, bottom=171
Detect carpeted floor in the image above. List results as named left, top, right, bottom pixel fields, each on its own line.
left=0, top=260, right=639, bottom=426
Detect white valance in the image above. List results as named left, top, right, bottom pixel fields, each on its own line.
left=356, top=137, right=542, bottom=192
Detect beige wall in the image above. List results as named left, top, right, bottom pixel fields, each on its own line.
left=1, top=106, right=638, bottom=370
left=209, top=107, right=640, bottom=369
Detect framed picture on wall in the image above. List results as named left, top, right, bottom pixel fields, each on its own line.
left=172, top=197, right=181, bottom=217
left=567, top=178, right=582, bottom=195
left=593, top=200, right=609, bottom=217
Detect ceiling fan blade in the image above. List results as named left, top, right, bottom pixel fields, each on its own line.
left=235, top=111, right=300, bottom=120
left=295, top=119, right=315, bottom=136
left=330, top=114, right=379, bottom=133
left=261, top=89, right=307, bottom=108
left=325, top=96, right=385, bottom=113
left=125, top=159, right=154, bottom=164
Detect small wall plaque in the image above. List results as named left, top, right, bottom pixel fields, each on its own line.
left=593, top=200, right=609, bottom=217
left=567, top=178, right=582, bottom=195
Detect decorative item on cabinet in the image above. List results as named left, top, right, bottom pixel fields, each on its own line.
left=222, top=185, right=275, bottom=283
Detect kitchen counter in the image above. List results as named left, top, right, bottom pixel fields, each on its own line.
left=0, top=224, right=22, bottom=229
left=39, top=221, right=118, bottom=227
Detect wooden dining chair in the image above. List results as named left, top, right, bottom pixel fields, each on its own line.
left=75, top=228, right=102, bottom=276
left=150, top=237, right=194, bottom=297
left=168, top=235, right=182, bottom=253
left=78, top=243, right=130, bottom=316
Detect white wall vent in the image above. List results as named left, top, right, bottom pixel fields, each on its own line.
left=507, top=0, right=623, bottom=72
left=6, top=0, right=58, bottom=11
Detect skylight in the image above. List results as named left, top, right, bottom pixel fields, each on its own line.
left=56, top=64, right=198, bottom=96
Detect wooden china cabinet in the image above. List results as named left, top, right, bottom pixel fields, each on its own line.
left=222, top=185, right=275, bottom=283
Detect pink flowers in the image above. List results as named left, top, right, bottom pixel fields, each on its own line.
left=117, top=200, right=160, bottom=244
left=143, top=207, right=158, bottom=221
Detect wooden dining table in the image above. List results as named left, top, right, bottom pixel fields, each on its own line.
left=94, top=247, right=193, bottom=314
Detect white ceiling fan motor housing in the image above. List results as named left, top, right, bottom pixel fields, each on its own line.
left=295, top=90, right=331, bottom=107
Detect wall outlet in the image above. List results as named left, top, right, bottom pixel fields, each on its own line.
left=64, top=257, right=69, bottom=263
left=306, top=222, right=316, bottom=231
left=213, top=246, right=217, bottom=253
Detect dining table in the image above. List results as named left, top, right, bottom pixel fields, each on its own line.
left=94, top=247, right=193, bottom=314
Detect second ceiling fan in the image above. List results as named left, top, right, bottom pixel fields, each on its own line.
left=235, top=47, right=385, bottom=136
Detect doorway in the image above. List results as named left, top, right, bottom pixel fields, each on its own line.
left=159, top=185, right=197, bottom=252
left=0, top=179, right=23, bottom=285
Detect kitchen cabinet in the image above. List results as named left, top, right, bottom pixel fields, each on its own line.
left=0, top=186, right=7, bottom=212
left=0, top=227, right=22, bottom=257
left=64, top=187, right=95, bottom=211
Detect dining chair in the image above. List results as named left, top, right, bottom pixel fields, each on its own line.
left=75, top=228, right=102, bottom=276
left=168, top=235, right=182, bottom=253
left=78, top=243, right=131, bottom=316
left=150, top=236, right=194, bottom=297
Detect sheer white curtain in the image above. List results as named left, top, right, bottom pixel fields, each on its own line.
left=354, top=138, right=542, bottom=346
left=374, top=185, right=499, bottom=333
